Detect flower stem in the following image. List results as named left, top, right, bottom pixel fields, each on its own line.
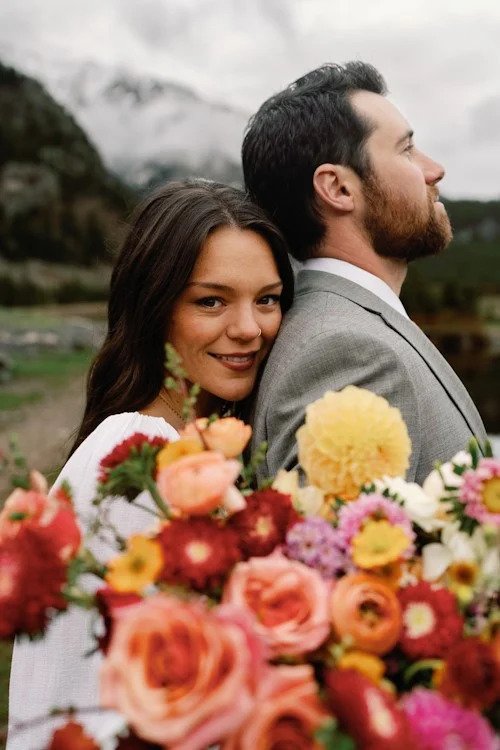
left=144, top=476, right=172, bottom=519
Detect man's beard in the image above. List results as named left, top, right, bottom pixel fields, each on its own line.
left=362, top=174, right=453, bottom=262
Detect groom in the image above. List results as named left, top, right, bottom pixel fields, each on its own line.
left=243, top=61, right=486, bottom=485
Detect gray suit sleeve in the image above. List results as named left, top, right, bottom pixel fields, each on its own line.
left=261, top=329, right=422, bottom=481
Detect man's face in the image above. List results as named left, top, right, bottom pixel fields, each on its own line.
left=351, top=91, right=452, bottom=261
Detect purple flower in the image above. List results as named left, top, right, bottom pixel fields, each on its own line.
left=402, top=689, right=498, bottom=750
left=336, top=493, right=415, bottom=557
left=285, top=517, right=344, bottom=578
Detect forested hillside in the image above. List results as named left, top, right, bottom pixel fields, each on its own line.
left=0, top=61, right=132, bottom=267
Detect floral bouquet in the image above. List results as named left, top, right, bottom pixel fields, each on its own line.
left=1, top=381, right=499, bottom=749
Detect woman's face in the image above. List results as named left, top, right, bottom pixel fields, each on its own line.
left=169, top=225, right=283, bottom=404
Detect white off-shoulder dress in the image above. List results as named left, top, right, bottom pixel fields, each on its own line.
left=7, top=413, right=179, bottom=750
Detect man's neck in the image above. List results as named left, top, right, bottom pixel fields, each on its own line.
left=316, top=231, right=407, bottom=295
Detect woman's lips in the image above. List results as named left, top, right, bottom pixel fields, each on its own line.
left=208, top=352, right=258, bottom=372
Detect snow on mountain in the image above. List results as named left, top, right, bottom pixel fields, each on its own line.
left=0, top=43, right=249, bottom=186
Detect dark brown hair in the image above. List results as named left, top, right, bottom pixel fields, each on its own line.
left=243, top=61, right=387, bottom=260
left=69, top=179, right=294, bottom=455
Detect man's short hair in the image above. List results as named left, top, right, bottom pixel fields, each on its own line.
left=242, top=61, right=387, bottom=261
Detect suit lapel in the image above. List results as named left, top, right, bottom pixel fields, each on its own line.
left=296, top=270, right=485, bottom=441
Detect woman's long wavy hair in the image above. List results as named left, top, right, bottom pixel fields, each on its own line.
left=69, top=179, right=294, bottom=456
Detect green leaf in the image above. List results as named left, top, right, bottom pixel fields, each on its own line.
left=468, top=437, right=480, bottom=469
left=315, top=718, right=356, bottom=750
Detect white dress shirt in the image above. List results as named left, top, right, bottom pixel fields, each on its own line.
left=303, top=257, right=409, bottom=319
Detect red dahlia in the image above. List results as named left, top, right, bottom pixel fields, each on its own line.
left=439, top=637, right=500, bottom=710
left=98, top=433, right=166, bottom=482
left=398, top=581, right=464, bottom=659
left=157, top=517, right=241, bottom=591
left=228, top=489, right=300, bottom=558
left=325, top=668, right=418, bottom=750
left=0, top=526, right=68, bottom=638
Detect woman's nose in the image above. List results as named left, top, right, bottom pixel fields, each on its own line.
left=226, top=306, right=261, bottom=341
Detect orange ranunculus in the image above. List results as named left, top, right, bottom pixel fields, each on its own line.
left=223, top=551, right=331, bottom=657
left=330, top=573, right=402, bottom=655
left=100, top=594, right=263, bottom=750
left=181, top=417, right=252, bottom=458
left=156, top=451, right=243, bottom=516
left=223, top=664, right=329, bottom=750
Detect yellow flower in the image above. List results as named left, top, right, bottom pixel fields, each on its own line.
left=483, top=477, right=500, bottom=514
left=352, top=520, right=410, bottom=569
left=156, top=438, right=203, bottom=469
left=338, top=650, right=386, bottom=683
left=106, top=534, right=163, bottom=593
left=296, top=386, right=411, bottom=500
left=447, top=560, right=479, bottom=605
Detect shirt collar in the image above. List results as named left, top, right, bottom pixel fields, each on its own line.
left=302, top=257, right=409, bottom=319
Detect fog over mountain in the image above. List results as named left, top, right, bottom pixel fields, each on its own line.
left=0, top=45, right=248, bottom=186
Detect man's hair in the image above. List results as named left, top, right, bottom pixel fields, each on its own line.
left=242, top=61, right=387, bottom=261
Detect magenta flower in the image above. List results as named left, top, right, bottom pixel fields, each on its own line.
left=336, top=493, right=415, bottom=557
left=459, top=458, right=500, bottom=527
left=401, top=689, right=498, bottom=750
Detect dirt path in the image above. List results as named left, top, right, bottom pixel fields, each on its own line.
left=0, top=373, right=86, bottom=496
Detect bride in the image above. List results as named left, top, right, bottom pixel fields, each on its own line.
left=7, top=178, right=294, bottom=749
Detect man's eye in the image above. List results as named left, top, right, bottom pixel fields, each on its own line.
left=405, top=143, right=414, bottom=153
left=258, top=294, right=281, bottom=306
left=196, top=297, right=223, bottom=309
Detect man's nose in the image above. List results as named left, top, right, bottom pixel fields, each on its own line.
left=419, top=150, right=445, bottom=185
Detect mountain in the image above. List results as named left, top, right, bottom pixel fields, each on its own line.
left=0, top=60, right=132, bottom=265
left=0, top=46, right=248, bottom=188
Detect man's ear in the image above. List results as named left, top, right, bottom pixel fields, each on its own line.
left=313, top=163, right=356, bottom=212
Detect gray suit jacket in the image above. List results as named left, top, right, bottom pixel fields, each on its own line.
left=252, top=270, right=487, bottom=486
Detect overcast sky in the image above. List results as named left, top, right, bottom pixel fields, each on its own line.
left=1, top=0, right=499, bottom=199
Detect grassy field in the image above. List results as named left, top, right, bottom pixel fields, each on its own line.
left=0, top=306, right=102, bottom=745
left=0, top=642, right=11, bottom=748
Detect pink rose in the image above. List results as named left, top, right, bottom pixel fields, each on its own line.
left=223, top=664, right=329, bottom=750
left=181, top=417, right=252, bottom=458
left=223, top=552, right=331, bottom=657
left=100, top=594, right=263, bottom=750
left=0, top=486, right=80, bottom=562
left=156, top=450, right=243, bottom=516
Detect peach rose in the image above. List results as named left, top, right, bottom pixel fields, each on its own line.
left=0, top=486, right=80, bottom=561
left=223, top=664, right=329, bottom=750
left=100, top=595, right=263, bottom=750
left=156, top=451, right=244, bottom=516
left=330, top=573, right=402, bottom=655
left=223, top=552, right=331, bottom=657
left=181, top=417, right=252, bottom=458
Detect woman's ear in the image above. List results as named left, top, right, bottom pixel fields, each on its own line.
left=312, top=163, right=356, bottom=213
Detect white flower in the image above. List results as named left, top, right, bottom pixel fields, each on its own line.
left=422, top=450, right=471, bottom=502
left=422, top=523, right=474, bottom=580
left=272, top=469, right=325, bottom=516
left=375, top=475, right=444, bottom=532
left=422, top=522, right=500, bottom=585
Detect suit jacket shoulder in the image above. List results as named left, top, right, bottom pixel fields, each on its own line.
left=253, top=270, right=486, bottom=485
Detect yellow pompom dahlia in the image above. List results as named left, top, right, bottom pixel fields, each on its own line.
left=296, top=386, right=411, bottom=500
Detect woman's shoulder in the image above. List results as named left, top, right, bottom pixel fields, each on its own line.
left=89, top=412, right=180, bottom=443
left=51, top=413, right=178, bottom=502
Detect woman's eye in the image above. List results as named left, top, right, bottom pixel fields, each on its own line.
left=196, top=297, right=224, bottom=309
left=258, top=294, right=281, bottom=306
left=404, top=143, right=414, bottom=154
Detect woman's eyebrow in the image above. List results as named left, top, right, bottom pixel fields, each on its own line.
left=186, top=281, right=283, bottom=292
